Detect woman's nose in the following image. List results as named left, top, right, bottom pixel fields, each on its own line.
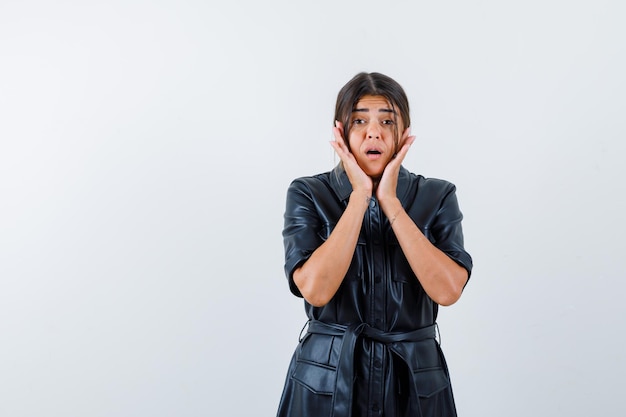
left=367, top=126, right=381, bottom=139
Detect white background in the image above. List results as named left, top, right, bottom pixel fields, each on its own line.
left=1, top=1, right=624, bottom=416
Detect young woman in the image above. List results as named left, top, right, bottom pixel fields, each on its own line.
left=277, top=72, right=473, bottom=417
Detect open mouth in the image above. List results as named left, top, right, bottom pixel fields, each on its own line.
left=365, top=148, right=383, bottom=160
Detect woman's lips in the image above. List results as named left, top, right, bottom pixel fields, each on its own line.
left=366, top=150, right=382, bottom=160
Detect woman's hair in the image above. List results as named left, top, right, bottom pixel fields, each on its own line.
left=334, top=72, right=411, bottom=153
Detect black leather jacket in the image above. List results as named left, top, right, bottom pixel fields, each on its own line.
left=277, top=166, right=473, bottom=417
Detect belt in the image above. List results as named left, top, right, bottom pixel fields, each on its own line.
left=304, top=320, right=437, bottom=417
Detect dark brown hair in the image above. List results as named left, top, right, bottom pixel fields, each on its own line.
left=334, top=72, right=411, bottom=152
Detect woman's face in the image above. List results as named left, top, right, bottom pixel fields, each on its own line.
left=348, top=95, right=404, bottom=179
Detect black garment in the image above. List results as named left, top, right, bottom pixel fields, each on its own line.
left=277, top=166, right=473, bottom=417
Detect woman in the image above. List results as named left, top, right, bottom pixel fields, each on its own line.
left=277, top=72, right=473, bottom=417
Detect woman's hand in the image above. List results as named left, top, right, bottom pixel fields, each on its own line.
left=376, top=128, right=416, bottom=203
left=330, top=121, right=373, bottom=197
left=295, top=121, right=374, bottom=307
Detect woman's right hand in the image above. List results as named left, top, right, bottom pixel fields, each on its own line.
left=330, top=121, right=373, bottom=197
left=293, top=121, right=372, bottom=307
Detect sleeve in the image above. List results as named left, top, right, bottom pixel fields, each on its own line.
left=431, top=184, right=473, bottom=281
left=282, top=179, right=323, bottom=297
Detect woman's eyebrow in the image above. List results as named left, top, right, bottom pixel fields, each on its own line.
left=352, top=108, right=395, bottom=113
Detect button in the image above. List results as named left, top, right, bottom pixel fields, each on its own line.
left=369, top=198, right=376, bottom=208
left=372, top=404, right=380, bottom=412
left=374, top=276, right=381, bottom=284
left=374, top=359, right=382, bottom=368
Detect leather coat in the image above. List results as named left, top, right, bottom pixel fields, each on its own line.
left=277, top=166, right=473, bottom=417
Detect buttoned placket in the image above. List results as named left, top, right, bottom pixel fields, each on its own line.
left=365, top=196, right=385, bottom=416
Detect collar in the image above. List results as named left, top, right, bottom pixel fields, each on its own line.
left=329, top=164, right=413, bottom=203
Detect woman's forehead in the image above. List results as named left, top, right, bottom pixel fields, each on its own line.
left=353, top=95, right=394, bottom=111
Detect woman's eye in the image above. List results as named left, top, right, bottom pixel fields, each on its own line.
left=382, top=119, right=395, bottom=125
left=352, top=119, right=365, bottom=125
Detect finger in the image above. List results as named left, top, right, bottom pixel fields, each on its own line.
left=333, top=120, right=345, bottom=139
left=399, top=127, right=409, bottom=142
left=330, top=139, right=355, bottom=165
left=329, top=140, right=347, bottom=158
left=331, top=132, right=350, bottom=157
left=332, top=130, right=348, bottom=152
left=392, top=127, right=409, bottom=155
left=390, top=135, right=415, bottom=166
left=404, top=134, right=416, bottom=147
left=332, top=122, right=350, bottom=151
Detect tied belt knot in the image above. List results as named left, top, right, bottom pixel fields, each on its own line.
left=302, top=320, right=438, bottom=417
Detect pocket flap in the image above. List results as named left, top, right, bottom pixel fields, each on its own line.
left=412, top=367, right=450, bottom=398
left=292, top=361, right=336, bottom=395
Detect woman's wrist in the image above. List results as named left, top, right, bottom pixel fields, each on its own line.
left=379, top=197, right=403, bottom=220
left=349, top=190, right=372, bottom=211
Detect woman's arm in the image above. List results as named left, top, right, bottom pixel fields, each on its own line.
left=376, top=130, right=468, bottom=306
left=379, top=197, right=468, bottom=306
left=293, top=190, right=369, bottom=307
left=293, top=122, right=374, bottom=307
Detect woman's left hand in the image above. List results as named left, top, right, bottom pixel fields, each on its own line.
left=376, top=128, right=415, bottom=202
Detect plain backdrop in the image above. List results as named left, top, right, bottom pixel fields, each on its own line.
left=1, top=1, right=624, bottom=416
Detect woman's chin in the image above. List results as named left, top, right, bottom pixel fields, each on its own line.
left=364, top=167, right=385, bottom=179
